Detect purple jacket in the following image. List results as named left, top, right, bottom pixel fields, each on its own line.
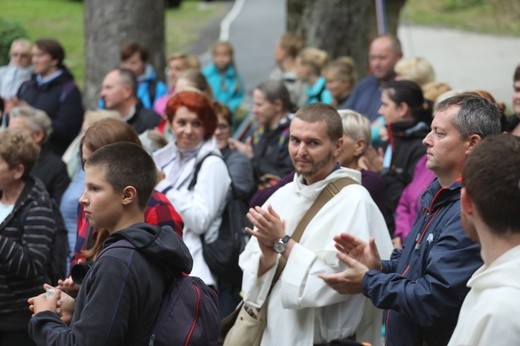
left=394, top=155, right=435, bottom=242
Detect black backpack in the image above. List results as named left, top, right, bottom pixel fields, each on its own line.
left=102, top=239, right=220, bottom=346
left=188, top=153, right=250, bottom=285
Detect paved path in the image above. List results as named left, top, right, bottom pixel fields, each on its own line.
left=398, top=24, right=520, bottom=106
left=207, top=0, right=520, bottom=108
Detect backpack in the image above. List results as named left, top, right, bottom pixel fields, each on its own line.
left=102, top=238, right=220, bottom=346
left=20, top=199, right=69, bottom=286
left=188, top=153, right=251, bottom=285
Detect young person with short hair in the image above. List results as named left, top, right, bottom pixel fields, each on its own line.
left=28, top=142, right=193, bottom=344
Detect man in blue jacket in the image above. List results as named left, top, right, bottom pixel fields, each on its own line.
left=320, top=94, right=503, bottom=346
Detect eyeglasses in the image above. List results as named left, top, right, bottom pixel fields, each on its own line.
left=11, top=52, right=30, bottom=58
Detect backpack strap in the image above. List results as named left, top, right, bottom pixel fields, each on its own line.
left=148, top=80, right=157, bottom=106
left=187, top=153, right=229, bottom=191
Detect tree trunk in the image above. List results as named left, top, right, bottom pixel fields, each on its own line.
left=286, top=0, right=406, bottom=78
left=84, top=0, right=165, bottom=109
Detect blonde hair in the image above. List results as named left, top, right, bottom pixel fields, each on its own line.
left=422, top=82, right=452, bottom=103
left=337, top=109, right=371, bottom=155
left=10, top=38, right=32, bottom=56
left=324, top=56, right=358, bottom=85
left=0, top=128, right=40, bottom=180
left=167, top=53, right=201, bottom=70
left=297, top=47, right=329, bottom=75
left=278, top=32, right=303, bottom=58
left=394, top=57, right=435, bottom=87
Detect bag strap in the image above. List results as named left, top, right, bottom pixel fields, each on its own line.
left=271, top=177, right=358, bottom=287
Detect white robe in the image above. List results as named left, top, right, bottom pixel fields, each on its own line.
left=448, top=245, right=520, bottom=346
left=240, top=168, right=393, bottom=346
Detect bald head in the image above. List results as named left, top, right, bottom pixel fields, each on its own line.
left=369, top=35, right=403, bottom=81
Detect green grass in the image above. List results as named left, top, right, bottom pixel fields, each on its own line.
left=1, top=0, right=228, bottom=88
left=403, top=0, right=520, bottom=36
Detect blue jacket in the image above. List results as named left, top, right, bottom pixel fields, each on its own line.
left=305, top=76, right=333, bottom=105
left=341, top=75, right=381, bottom=123
left=202, top=63, right=245, bottom=115
left=136, top=65, right=168, bottom=109
left=362, top=178, right=482, bottom=346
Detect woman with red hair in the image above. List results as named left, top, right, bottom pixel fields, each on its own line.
left=153, top=91, right=231, bottom=289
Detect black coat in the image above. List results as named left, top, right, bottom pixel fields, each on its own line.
left=17, top=68, right=84, bottom=156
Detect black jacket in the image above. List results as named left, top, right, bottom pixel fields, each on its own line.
left=382, top=121, right=429, bottom=233
left=17, top=68, right=84, bottom=156
left=29, top=224, right=192, bottom=345
left=0, top=177, right=56, bottom=331
left=32, top=145, right=70, bottom=205
left=127, top=103, right=162, bottom=135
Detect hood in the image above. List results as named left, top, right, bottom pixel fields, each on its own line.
left=106, top=223, right=193, bottom=275
left=292, top=166, right=361, bottom=199
left=391, top=121, right=430, bottom=139
left=468, top=245, right=520, bottom=290
left=138, top=64, right=158, bottom=83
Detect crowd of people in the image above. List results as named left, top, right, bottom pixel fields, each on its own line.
left=0, top=31, right=518, bottom=345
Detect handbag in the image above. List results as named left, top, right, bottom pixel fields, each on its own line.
left=221, top=177, right=357, bottom=346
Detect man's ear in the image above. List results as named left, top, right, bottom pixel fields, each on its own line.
left=333, top=137, right=344, bottom=158
left=13, top=163, right=25, bottom=180
left=465, top=134, right=481, bottom=155
left=32, top=129, right=45, bottom=146
left=461, top=187, right=474, bottom=216
left=121, top=186, right=138, bottom=206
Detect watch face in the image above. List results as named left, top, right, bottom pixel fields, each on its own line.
left=273, top=240, right=285, bottom=253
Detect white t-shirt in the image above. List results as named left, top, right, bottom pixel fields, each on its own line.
left=0, top=202, right=14, bottom=224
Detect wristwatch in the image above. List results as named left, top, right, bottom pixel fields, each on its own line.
left=273, top=235, right=291, bottom=254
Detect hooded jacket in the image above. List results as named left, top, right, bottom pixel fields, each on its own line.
left=28, top=223, right=193, bottom=345
left=382, top=120, right=430, bottom=233
left=362, top=178, right=483, bottom=346
left=17, top=68, right=84, bottom=156
left=448, top=245, right=520, bottom=345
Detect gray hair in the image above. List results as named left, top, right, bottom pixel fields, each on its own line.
left=255, top=79, right=292, bottom=112
left=9, top=106, right=53, bottom=141
left=435, top=95, right=502, bottom=139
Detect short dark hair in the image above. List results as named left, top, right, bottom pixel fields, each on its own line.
left=435, top=94, right=502, bottom=139
left=294, top=103, right=343, bottom=142
left=463, top=134, right=520, bottom=234
left=120, top=42, right=148, bottom=62
left=35, top=38, right=65, bottom=67
left=85, top=142, right=156, bottom=210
